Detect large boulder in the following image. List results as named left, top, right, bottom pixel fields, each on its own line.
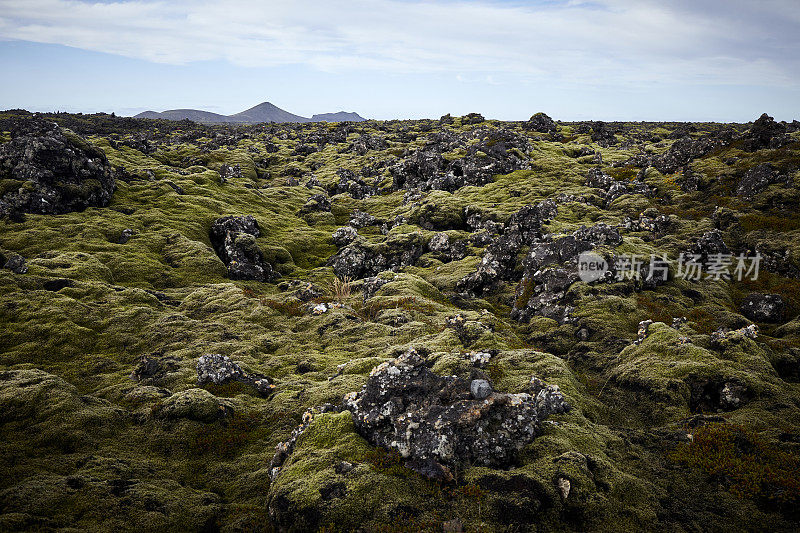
left=209, top=215, right=276, bottom=281
left=0, top=117, right=115, bottom=217
left=343, top=348, right=570, bottom=481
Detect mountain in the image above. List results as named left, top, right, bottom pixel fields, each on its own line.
left=229, top=102, right=311, bottom=124
left=134, top=102, right=366, bottom=124
left=311, top=111, right=366, bottom=122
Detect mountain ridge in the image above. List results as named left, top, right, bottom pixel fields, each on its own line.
left=134, top=102, right=366, bottom=124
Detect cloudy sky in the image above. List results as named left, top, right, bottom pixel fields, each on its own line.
left=0, top=0, right=798, bottom=121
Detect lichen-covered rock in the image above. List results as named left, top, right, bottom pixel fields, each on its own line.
left=196, top=353, right=275, bottom=395
left=0, top=117, right=115, bottom=217
left=209, top=215, right=276, bottom=281
left=342, top=348, right=570, bottom=481
left=332, top=225, right=359, bottom=247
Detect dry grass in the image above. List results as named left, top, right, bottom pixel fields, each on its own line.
left=329, top=275, right=352, bottom=304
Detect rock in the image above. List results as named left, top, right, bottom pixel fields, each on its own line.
left=462, top=113, right=485, bottom=125
left=742, top=113, right=788, bottom=151
left=0, top=117, right=115, bottom=217
left=118, top=228, right=134, bottom=244
left=719, top=382, right=748, bottom=410
left=635, top=320, right=653, bottom=345
left=270, top=404, right=340, bottom=479
left=300, top=194, right=331, bottom=214
left=129, top=355, right=179, bottom=383
left=343, top=348, right=570, bottom=481
left=510, top=224, right=621, bottom=323
left=362, top=276, right=390, bottom=300
left=327, top=233, right=425, bottom=280
left=218, top=164, right=242, bottom=182
left=3, top=254, right=28, bottom=274
left=196, top=353, right=275, bottom=395
left=349, top=209, right=378, bottom=229
left=740, top=293, right=785, bottom=323
left=585, top=167, right=652, bottom=205
left=470, top=379, right=493, bottom=399
left=524, top=112, right=558, bottom=134
left=458, top=200, right=558, bottom=295
left=328, top=168, right=377, bottom=199
left=209, top=215, right=275, bottom=282
left=332, top=226, right=358, bottom=247
left=428, top=232, right=467, bottom=263
left=590, top=121, right=617, bottom=146
left=737, top=163, right=782, bottom=198
left=687, top=230, right=729, bottom=263
left=557, top=477, right=571, bottom=501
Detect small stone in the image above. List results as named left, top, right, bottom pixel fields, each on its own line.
left=118, top=228, right=134, bottom=244
left=470, top=379, right=492, bottom=400
left=557, top=477, right=571, bottom=501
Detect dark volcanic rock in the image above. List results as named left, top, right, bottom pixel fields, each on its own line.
left=327, top=232, right=426, bottom=280
left=196, top=353, right=275, bottom=395
left=0, top=117, right=115, bottom=217
left=300, top=194, right=332, bottom=214
left=3, top=253, right=28, bottom=274
left=742, top=113, right=788, bottom=151
left=737, top=163, right=783, bottom=198
left=458, top=200, right=557, bottom=295
left=343, top=348, right=570, bottom=481
left=590, top=121, right=617, bottom=146
left=523, top=112, right=558, bottom=134
left=391, top=128, right=531, bottom=192
left=740, top=293, right=785, bottom=323
left=511, top=224, right=622, bottom=323
left=209, top=215, right=275, bottom=281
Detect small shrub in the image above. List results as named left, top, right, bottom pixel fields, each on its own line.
left=671, top=422, right=800, bottom=507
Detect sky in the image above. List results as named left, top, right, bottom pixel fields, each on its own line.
left=0, top=0, right=798, bottom=121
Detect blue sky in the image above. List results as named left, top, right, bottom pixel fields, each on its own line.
left=0, top=0, right=798, bottom=121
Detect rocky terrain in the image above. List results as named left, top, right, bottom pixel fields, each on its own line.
left=1, top=108, right=799, bottom=532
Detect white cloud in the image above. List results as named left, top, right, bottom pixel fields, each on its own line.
left=0, top=0, right=797, bottom=87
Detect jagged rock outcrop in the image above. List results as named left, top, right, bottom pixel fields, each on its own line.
left=523, top=112, right=558, bottom=134
left=458, top=200, right=558, bottom=295
left=0, top=117, right=115, bottom=218
left=511, top=224, right=622, bottom=323
left=343, top=348, right=570, bottom=481
left=209, top=215, right=276, bottom=281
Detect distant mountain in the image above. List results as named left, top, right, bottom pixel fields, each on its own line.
left=134, top=102, right=366, bottom=124
left=230, top=102, right=311, bottom=124
left=311, top=111, right=366, bottom=122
